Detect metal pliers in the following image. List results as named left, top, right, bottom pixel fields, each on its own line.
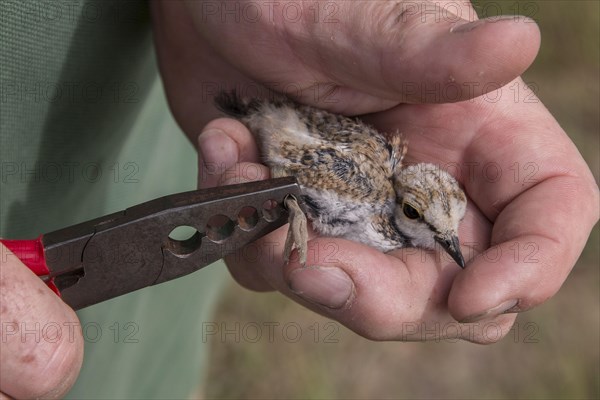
left=0, top=177, right=302, bottom=310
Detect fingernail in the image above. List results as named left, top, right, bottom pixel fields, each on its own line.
left=198, top=128, right=238, bottom=173
left=221, top=176, right=252, bottom=186
left=451, top=16, right=519, bottom=33
left=503, top=302, right=523, bottom=314
left=459, top=299, right=518, bottom=323
left=288, top=266, right=354, bottom=309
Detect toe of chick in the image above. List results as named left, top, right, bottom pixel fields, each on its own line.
left=284, top=196, right=308, bottom=266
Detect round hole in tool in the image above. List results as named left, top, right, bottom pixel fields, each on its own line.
left=206, top=214, right=235, bottom=243
left=238, top=206, right=259, bottom=231
left=166, top=225, right=202, bottom=256
left=262, top=199, right=281, bottom=222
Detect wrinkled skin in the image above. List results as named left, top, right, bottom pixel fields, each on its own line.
left=151, top=0, right=599, bottom=344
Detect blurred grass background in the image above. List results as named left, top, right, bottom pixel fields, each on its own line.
left=203, top=1, right=600, bottom=399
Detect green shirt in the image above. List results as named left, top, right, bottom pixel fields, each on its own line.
left=1, top=1, right=226, bottom=397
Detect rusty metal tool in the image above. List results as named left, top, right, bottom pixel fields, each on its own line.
left=0, top=177, right=302, bottom=310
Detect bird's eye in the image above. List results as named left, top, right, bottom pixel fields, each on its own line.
left=402, top=203, right=421, bottom=220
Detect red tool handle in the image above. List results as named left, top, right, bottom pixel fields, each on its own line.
left=0, top=237, right=60, bottom=296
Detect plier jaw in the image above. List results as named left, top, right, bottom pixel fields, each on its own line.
left=1, top=177, right=303, bottom=310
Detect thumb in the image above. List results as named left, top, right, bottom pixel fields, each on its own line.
left=301, top=1, right=541, bottom=104
left=0, top=244, right=84, bottom=398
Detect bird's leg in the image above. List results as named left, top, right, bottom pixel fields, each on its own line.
left=269, top=167, right=308, bottom=265
left=283, top=195, right=308, bottom=266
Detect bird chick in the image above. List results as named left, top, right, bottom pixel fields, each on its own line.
left=214, top=91, right=467, bottom=267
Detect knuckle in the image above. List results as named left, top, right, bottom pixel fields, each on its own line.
left=585, top=180, right=600, bottom=221
left=225, top=258, right=273, bottom=292
left=224, top=233, right=284, bottom=291
left=340, top=306, right=418, bottom=341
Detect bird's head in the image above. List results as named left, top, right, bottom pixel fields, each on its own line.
left=393, top=163, right=467, bottom=268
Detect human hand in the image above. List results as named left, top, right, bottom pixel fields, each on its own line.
left=0, top=243, right=84, bottom=399
left=152, top=0, right=599, bottom=342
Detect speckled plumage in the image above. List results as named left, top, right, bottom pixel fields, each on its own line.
left=215, top=91, right=467, bottom=267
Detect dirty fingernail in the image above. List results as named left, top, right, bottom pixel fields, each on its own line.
left=198, top=128, right=238, bottom=172
left=220, top=176, right=252, bottom=186
left=451, top=15, right=520, bottom=33
left=459, top=299, right=519, bottom=323
left=288, top=266, right=354, bottom=309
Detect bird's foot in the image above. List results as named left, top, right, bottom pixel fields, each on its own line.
left=283, top=195, right=308, bottom=266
